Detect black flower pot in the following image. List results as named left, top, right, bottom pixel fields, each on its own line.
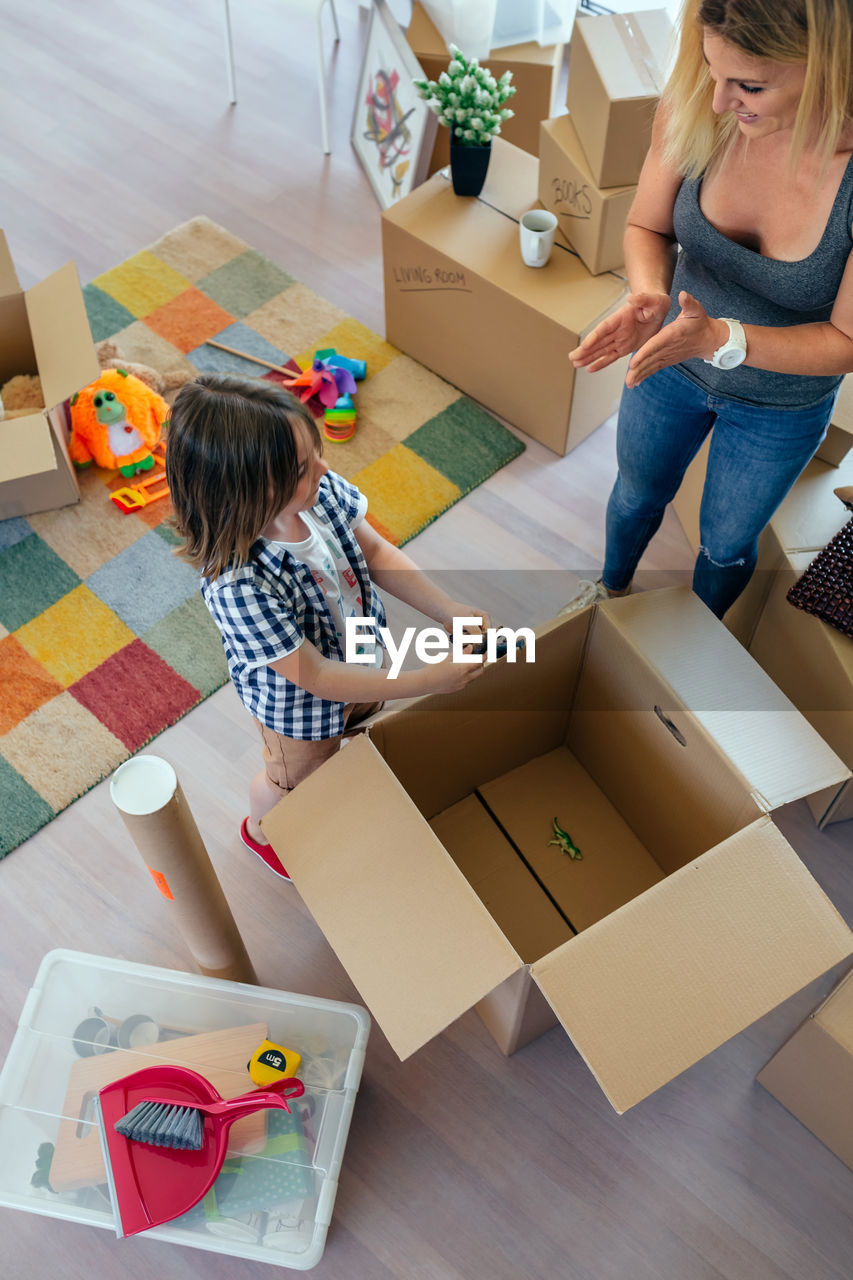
left=449, top=138, right=492, bottom=197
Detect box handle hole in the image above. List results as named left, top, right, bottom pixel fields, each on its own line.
left=654, top=705, right=686, bottom=747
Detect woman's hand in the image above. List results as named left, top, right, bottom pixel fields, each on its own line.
left=625, top=291, right=729, bottom=388
left=569, top=291, right=671, bottom=372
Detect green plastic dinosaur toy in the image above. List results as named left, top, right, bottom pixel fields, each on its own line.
left=547, top=817, right=583, bottom=860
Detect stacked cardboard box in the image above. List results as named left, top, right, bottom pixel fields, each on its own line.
left=746, top=452, right=853, bottom=827
left=539, top=9, right=672, bottom=274
left=263, top=588, right=852, bottom=1113
left=673, top=379, right=853, bottom=562
left=538, top=113, right=636, bottom=275
left=0, top=231, right=99, bottom=519
left=758, top=966, right=853, bottom=1171
left=382, top=137, right=628, bottom=455
left=819, top=371, right=853, bottom=465
left=406, top=2, right=563, bottom=175
left=672, top=444, right=853, bottom=826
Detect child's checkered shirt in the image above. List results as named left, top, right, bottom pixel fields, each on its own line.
left=201, top=470, right=387, bottom=740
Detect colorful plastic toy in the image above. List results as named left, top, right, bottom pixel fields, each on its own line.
left=280, top=357, right=356, bottom=409
left=110, top=441, right=169, bottom=514
left=314, top=348, right=367, bottom=382
left=324, top=393, right=357, bottom=443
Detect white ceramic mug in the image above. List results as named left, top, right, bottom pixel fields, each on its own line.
left=519, top=209, right=558, bottom=268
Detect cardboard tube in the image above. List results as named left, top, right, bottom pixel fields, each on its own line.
left=110, top=756, right=257, bottom=984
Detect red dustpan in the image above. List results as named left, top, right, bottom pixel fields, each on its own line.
left=95, top=1063, right=305, bottom=1237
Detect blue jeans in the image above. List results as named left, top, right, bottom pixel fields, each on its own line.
left=602, top=364, right=837, bottom=618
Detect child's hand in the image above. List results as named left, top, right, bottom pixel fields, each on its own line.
left=441, top=604, right=492, bottom=648
left=418, top=642, right=485, bottom=695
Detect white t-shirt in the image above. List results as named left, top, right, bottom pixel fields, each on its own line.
left=269, top=508, right=383, bottom=667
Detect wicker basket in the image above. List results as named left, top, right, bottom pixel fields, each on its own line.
left=787, top=516, right=853, bottom=639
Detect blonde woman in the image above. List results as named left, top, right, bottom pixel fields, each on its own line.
left=567, top=0, right=853, bottom=618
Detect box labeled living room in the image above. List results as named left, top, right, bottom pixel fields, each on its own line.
left=263, top=588, right=853, bottom=1115
left=382, top=138, right=629, bottom=456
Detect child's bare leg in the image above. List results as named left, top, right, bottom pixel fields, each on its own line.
left=247, top=771, right=283, bottom=845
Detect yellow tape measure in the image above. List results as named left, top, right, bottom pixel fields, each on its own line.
left=247, top=1039, right=302, bottom=1086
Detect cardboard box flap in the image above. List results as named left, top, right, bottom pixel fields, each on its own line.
left=530, top=817, right=852, bottom=1113
left=261, top=735, right=522, bottom=1060
left=25, top=260, right=100, bottom=409
left=0, top=230, right=21, bottom=298
left=599, top=587, right=850, bottom=809
left=771, top=450, right=853, bottom=551
left=0, top=413, right=57, bottom=484
left=366, top=609, right=589, bottom=819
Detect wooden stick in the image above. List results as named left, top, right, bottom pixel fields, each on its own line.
left=204, top=339, right=299, bottom=375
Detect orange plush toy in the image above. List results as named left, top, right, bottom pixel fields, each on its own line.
left=69, top=368, right=169, bottom=476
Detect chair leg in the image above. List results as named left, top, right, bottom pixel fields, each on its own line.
left=328, top=0, right=341, bottom=42
left=222, top=0, right=237, bottom=103
left=317, top=1, right=333, bottom=154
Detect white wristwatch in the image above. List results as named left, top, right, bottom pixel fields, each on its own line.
left=705, top=318, right=747, bottom=369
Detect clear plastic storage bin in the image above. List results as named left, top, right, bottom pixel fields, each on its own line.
left=0, top=950, right=369, bottom=1270
left=421, top=0, right=578, bottom=59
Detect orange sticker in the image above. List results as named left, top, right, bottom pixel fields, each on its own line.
left=146, top=866, right=174, bottom=900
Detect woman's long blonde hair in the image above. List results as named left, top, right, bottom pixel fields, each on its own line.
left=663, top=0, right=853, bottom=176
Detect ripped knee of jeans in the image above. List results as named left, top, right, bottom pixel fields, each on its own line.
left=698, top=544, right=747, bottom=569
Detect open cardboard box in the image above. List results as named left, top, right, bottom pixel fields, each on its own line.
left=757, top=965, right=853, bottom=1171
left=0, top=230, right=100, bottom=519
left=263, top=588, right=853, bottom=1114
left=382, top=137, right=628, bottom=456
left=749, top=551, right=853, bottom=827
left=672, top=436, right=853, bottom=650
left=817, top=372, right=853, bottom=467
left=743, top=450, right=853, bottom=826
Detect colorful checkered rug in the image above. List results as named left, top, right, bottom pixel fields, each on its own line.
left=0, top=216, right=524, bottom=858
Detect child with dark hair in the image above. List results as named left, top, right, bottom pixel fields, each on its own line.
left=166, top=373, right=488, bottom=880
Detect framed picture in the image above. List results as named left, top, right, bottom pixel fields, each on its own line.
left=351, top=0, right=438, bottom=209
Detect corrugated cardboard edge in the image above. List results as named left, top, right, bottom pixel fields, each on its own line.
left=0, top=229, right=21, bottom=296
left=531, top=816, right=853, bottom=1113
left=261, top=735, right=522, bottom=1061
left=598, top=587, right=851, bottom=810
left=25, top=260, right=100, bottom=409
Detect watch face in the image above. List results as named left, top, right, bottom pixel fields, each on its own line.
left=718, top=346, right=746, bottom=369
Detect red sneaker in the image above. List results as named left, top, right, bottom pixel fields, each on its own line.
left=240, top=818, right=291, bottom=881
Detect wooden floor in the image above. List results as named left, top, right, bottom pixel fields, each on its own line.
left=2, top=3, right=852, bottom=1277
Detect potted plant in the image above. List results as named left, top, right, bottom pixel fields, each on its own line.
left=414, top=46, right=516, bottom=197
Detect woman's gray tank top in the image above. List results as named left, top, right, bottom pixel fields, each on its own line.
left=667, top=152, right=853, bottom=407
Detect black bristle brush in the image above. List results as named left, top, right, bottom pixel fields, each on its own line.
left=111, top=1071, right=305, bottom=1153
left=115, top=1099, right=205, bottom=1150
